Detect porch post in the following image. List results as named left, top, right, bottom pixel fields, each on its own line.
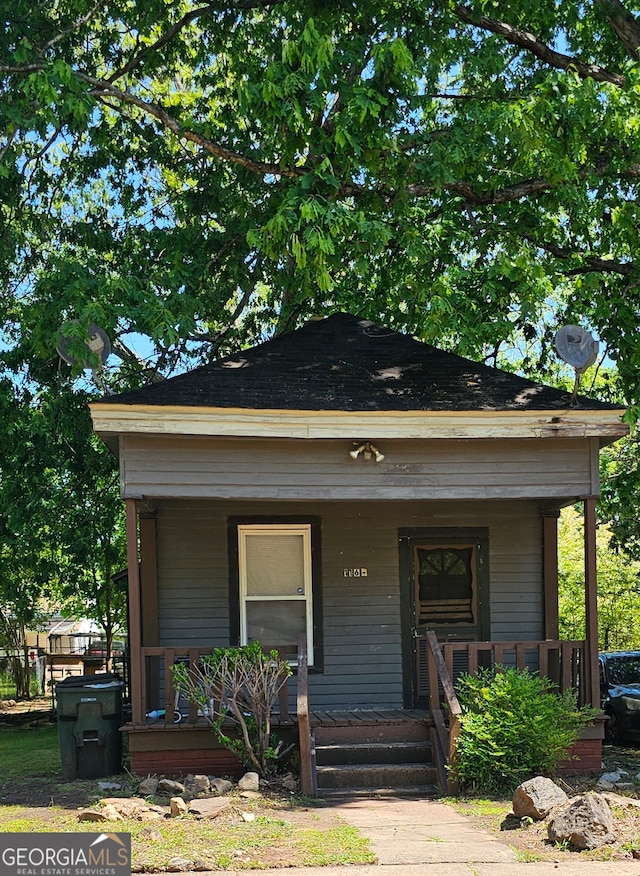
left=126, top=498, right=143, bottom=723
left=584, top=497, right=599, bottom=709
left=139, top=515, right=159, bottom=647
left=542, top=511, right=560, bottom=640
left=139, top=514, right=159, bottom=717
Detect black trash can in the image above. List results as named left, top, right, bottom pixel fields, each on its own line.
left=56, top=673, right=124, bottom=780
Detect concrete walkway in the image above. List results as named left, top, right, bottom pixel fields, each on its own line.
left=156, top=794, right=640, bottom=875
left=323, top=795, right=640, bottom=873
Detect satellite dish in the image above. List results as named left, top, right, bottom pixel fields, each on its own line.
left=554, top=324, right=599, bottom=407
left=56, top=322, right=112, bottom=370
left=554, top=325, right=599, bottom=374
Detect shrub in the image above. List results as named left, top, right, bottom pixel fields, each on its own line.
left=452, top=666, right=596, bottom=794
left=172, top=642, right=293, bottom=779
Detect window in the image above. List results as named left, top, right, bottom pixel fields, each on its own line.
left=415, top=545, right=476, bottom=626
left=238, top=524, right=314, bottom=665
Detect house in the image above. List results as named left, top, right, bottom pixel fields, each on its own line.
left=90, top=313, right=628, bottom=793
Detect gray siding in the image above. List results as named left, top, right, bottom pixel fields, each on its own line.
left=154, top=498, right=544, bottom=711
left=122, top=436, right=597, bottom=501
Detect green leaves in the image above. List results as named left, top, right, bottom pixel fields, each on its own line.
left=1, top=0, right=640, bottom=399
left=454, top=667, right=597, bottom=794
left=0, top=382, right=126, bottom=650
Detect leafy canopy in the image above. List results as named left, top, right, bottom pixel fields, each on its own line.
left=1, top=0, right=640, bottom=412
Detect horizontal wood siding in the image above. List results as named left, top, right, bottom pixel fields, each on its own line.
left=157, top=505, right=228, bottom=647
left=153, top=498, right=545, bottom=711
left=122, top=436, right=596, bottom=501
left=490, top=511, right=544, bottom=641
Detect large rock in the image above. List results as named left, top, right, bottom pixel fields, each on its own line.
left=237, top=771, right=260, bottom=791
left=210, top=777, right=234, bottom=795
left=170, top=796, right=189, bottom=817
left=188, top=796, right=232, bottom=819
left=138, top=776, right=159, bottom=797
left=78, top=808, right=113, bottom=823
left=166, top=856, right=193, bottom=872
left=548, top=793, right=617, bottom=850
left=100, top=797, right=166, bottom=820
left=158, top=778, right=186, bottom=797
left=184, top=774, right=211, bottom=798
left=512, top=776, right=569, bottom=820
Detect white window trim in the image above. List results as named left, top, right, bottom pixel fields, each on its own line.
left=238, top=523, right=314, bottom=665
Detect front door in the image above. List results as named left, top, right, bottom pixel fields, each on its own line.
left=399, top=528, right=490, bottom=708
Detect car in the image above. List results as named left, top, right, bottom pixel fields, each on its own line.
left=599, top=650, right=640, bottom=744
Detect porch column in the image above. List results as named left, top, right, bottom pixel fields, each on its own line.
left=139, top=515, right=159, bottom=647
left=584, top=496, right=599, bottom=709
left=139, top=514, right=159, bottom=718
left=542, top=510, right=560, bottom=640
left=126, top=499, right=143, bottom=723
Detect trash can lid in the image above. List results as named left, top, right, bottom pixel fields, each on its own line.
left=55, top=672, right=124, bottom=689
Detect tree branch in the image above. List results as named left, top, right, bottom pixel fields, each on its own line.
left=518, top=231, right=636, bottom=277
left=42, top=0, right=108, bottom=52
left=106, top=5, right=215, bottom=84
left=83, top=76, right=304, bottom=178
left=404, top=154, right=639, bottom=208
left=451, top=3, right=625, bottom=87
left=596, top=0, right=640, bottom=61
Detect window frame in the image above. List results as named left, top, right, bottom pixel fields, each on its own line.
left=228, top=516, right=323, bottom=670
left=414, top=543, right=478, bottom=627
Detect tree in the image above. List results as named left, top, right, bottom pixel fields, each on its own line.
left=599, top=432, right=640, bottom=563
left=0, top=379, right=127, bottom=690
left=1, top=1, right=640, bottom=412
left=558, top=505, right=640, bottom=650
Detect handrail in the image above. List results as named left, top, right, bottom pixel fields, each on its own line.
left=139, top=641, right=316, bottom=795
left=296, top=634, right=315, bottom=796
left=426, top=631, right=462, bottom=795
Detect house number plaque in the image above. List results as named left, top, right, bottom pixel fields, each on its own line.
left=343, top=568, right=368, bottom=577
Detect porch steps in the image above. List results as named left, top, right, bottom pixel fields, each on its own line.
left=312, top=716, right=439, bottom=798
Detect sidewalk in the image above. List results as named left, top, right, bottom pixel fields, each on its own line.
left=153, top=794, right=640, bottom=875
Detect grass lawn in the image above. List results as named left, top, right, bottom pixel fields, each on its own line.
left=0, top=721, right=374, bottom=871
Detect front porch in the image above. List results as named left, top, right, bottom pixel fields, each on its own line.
left=124, top=634, right=601, bottom=796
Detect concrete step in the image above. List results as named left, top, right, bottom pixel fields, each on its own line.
left=316, top=784, right=441, bottom=800
left=316, top=762, right=437, bottom=790
left=316, top=740, right=431, bottom=766
left=313, top=721, right=431, bottom=746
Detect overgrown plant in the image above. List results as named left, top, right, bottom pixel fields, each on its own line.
left=452, top=666, right=597, bottom=794
left=172, top=642, right=293, bottom=779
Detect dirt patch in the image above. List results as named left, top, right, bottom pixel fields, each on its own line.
left=0, top=777, right=101, bottom=809
left=0, top=696, right=54, bottom=727
left=454, top=743, right=640, bottom=862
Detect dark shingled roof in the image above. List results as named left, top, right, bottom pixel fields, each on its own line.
left=100, top=313, right=618, bottom=413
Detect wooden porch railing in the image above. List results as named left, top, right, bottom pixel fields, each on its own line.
left=135, top=638, right=315, bottom=793
left=296, top=634, right=315, bottom=796
left=136, top=643, right=301, bottom=724
left=424, top=634, right=588, bottom=794
left=426, top=631, right=462, bottom=795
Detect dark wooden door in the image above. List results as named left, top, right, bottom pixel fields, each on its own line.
left=399, top=529, right=490, bottom=708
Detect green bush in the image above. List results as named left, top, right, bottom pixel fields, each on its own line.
left=452, top=666, right=596, bottom=794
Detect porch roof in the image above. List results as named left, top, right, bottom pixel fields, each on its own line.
left=90, top=313, right=628, bottom=442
